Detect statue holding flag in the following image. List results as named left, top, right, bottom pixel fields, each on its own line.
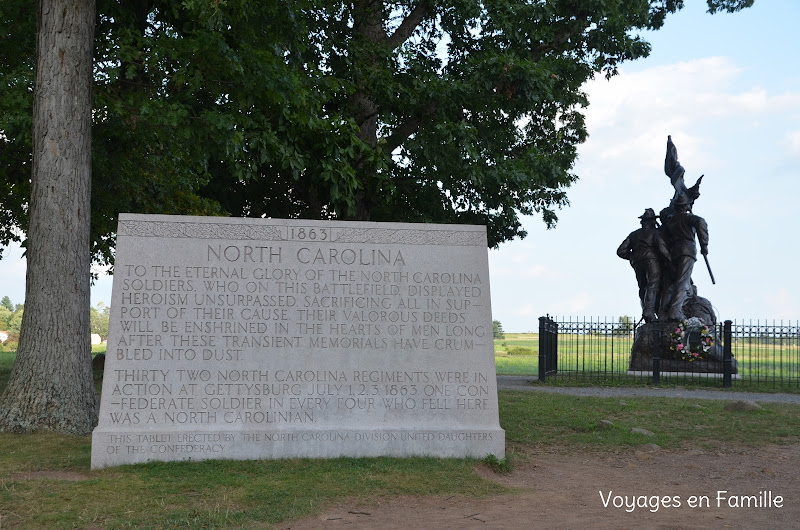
left=620, top=136, right=733, bottom=373
left=618, top=135, right=716, bottom=324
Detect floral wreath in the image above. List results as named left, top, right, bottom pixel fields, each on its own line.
left=670, top=318, right=713, bottom=361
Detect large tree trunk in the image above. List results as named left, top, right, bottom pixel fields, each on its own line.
left=0, top=0, right=97, bottom=434
left=349, top=0, right=384, bottom=221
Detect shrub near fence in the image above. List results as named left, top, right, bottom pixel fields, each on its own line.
left=495, top=317, right=800, bottom=393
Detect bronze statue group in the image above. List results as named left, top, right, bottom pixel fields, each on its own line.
left=617, top=136, right=716, bottom=327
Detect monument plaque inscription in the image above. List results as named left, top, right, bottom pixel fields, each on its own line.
left=91, top=214, right=505, bottom=468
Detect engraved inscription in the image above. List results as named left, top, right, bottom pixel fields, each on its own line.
left=92, top=216, right=504, bottom=468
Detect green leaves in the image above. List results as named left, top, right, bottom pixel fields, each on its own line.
left=321, top=0, right=675, bottom=243
left=0, top=0, right=35, bottom=255
left=706, top=0, right=754, bottom=14
left=0, top=0, right=754, bottom=260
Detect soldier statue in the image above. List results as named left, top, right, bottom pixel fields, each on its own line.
left=658, top=193, right=709, bottom=320
left=617, top=208, right=671, bottom=323
left=624, top=136, right=728, bottom=373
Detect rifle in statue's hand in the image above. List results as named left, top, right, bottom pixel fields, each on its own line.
left=703, top=253, right=715, bottom=285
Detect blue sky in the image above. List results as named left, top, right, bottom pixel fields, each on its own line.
left=2, top=2, right=799, bottom=332
left=490, top=1, right=800, bottom=330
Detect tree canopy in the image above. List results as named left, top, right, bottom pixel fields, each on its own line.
left=0, top=0, right=754, bottom=260
left=492, top=320, right=505, bottom=340
left=90, top=302, right=110, bottom=339
left=1, top=296, right=13, bottom=312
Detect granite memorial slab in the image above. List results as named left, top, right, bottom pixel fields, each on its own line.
left=91, top=214, right=505, bottom=468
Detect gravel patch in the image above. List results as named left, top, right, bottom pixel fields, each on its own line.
left=497, top=375, right=800, bottom=404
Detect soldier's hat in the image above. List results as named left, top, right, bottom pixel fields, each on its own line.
left=638, top=208, right=658, bottom=220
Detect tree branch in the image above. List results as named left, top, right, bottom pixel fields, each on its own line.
left=384, top=103, right=437, bottom=154
left=529, top=13, right=591, bottom=59
left=386, top=3, right=430, bottom=50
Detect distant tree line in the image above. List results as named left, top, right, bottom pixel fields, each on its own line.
left=0, top=295, right=23, bottom=334
left=90, top=302, right=110, bottom=341
left=0, top=295, right=23, bottom=351
left=493, top=320, right=505, bottom=340
left=0, top=296, right=109, bottom=350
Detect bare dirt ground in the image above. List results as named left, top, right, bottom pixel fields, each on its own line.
left=285, top=443, right=799, bottom=529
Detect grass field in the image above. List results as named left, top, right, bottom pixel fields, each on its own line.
left=0, top=350, right=14, bottom=391
left=494, top=332, right=800, bottom=392
left=1, top=390, right=799, bottom=527
left=1, top=349, right=799, bottom=526
left=494, top=333, right=540, bottom=375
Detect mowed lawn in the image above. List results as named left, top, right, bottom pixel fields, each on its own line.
left=494, top=332, right=800, bottom=391
left=1, top=348, right=800, bottom=526
left=494, top=333, right=540, bottom=375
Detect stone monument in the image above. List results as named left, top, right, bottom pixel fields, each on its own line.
left=91, top=214, right=505, bottom=468
left=619, top=136, right=736, bottom=373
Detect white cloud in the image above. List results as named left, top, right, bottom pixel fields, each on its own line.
left=517, top=304, right=534, bottom=317
left=492, top=50, right=800, bottom=331
left=783, top=130, right=800, bottom=156
left=489, top=247, right=550, bottom=279
left=509, top=252, right=532, bottom=264
left=761, top=289, right=800, bottom=321
left=552, top=293, right=594, bottom=316
left=521, top=264, right=546, bottom=277
left=584, top=58, right=742, bottom=126
left=580, top=57, right=800, bottom=176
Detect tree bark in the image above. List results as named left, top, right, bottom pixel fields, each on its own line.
left=348, top=0, right=386, bottom=221
left=0, top=0, right=98, bottom=434
left=348, top=1, right=433, bottom=221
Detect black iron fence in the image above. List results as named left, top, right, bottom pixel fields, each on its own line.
left=504, top=316, right=800, bottom=392
left=538, top=315, right=558, bottom=381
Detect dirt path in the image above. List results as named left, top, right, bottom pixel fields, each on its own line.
left=285, top=443, right=799, bottom=529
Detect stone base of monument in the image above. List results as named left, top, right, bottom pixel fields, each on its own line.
left=91, top=215, right=506, bottom=469
left=91, top=427, right=505, bottom=468
left=627, top=371, right=741, bottom=379
left=628, top=321, right=738, bottom=374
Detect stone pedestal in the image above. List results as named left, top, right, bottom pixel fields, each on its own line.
left=629, top=321, right=737, bottom=374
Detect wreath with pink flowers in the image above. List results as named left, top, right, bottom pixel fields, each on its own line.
left=670, top=318, right=713, bottom=361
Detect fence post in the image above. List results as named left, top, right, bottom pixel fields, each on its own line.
left=553, top=318, right=558, bottom=374
left=723, top=320, right=732, bottom=388
left=538, top=316, right=548, bottom=382
left=651, top=326, right=660, bottom=386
